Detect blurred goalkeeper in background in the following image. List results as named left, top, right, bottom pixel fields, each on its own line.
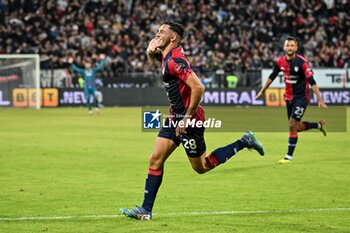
left=68, top=54, right=105, bottom=115
left=120, top=21, right=265, bottom=221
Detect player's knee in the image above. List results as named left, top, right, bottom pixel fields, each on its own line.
left=192, top=166, right=207, bottom=174
left=194, top=168, right=206, bottom=174
left=288, top=119, right=298, bottom=130
left=149, top=152, right=164, bottom=169
left=195, top=169, right=206, bottom=174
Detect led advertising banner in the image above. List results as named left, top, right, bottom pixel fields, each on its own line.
left=261, top=69, right=350, bottom=88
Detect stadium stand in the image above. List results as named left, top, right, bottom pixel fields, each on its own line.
left=0, top=0, right=349, bottom=86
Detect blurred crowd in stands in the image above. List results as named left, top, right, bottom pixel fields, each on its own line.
left=0, top=0, right=349, bottom=79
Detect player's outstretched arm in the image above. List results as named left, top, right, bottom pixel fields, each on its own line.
left=68, top=57, right=85, bottom=73
left=312, top=84, right=328, bottom=108
left=93, top=54, right=106, bottom=72
left=256, top=78, right=273, bottom=99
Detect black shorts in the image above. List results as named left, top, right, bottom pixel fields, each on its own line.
left=158, top=118, right=206, bottom=157
left=286, top=98, right=308, bottom=121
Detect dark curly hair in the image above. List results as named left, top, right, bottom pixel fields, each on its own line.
left=162, top=21, right=184, bottom=39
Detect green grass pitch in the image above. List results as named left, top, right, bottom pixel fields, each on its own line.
left=0, top=107, right=349, bottom=233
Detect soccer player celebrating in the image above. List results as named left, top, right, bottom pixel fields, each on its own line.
left=256, top=36, right=327, bottom=164
left=68, top=54, right=106, bottom=115
left=120, top=21, right=265, bottom=220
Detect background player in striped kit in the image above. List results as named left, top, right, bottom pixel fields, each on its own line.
left=256, top=36, right=328, bottom=164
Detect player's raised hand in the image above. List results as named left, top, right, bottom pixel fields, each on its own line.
left=67, top=57, right=73, bottom=64
left=147, top=38, right=161, bottom=62
left=99, top=54, right=105, bottom=60
left=147, top=38, right=159, bottom=54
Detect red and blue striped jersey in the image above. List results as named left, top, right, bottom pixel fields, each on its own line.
left=161, top=46, right=205, bottom=121
left=269, top=54, right=315, bottom=101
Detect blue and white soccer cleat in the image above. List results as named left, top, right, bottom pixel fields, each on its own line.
left=120, top=205, right=152, bottom=220
left=241, top=130, right=265, bottom=156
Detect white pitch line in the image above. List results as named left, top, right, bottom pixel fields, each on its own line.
left=1, top=208, right=349, bottom=221
left=0, top=214, right=119, bottom=222
left=163, top=208, right=350, bottom=216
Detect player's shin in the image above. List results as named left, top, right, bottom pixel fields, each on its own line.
left=299, top=121, right=319, bottom=131
left=286, top=131, right=298, bottom=160
left=141, top=168, right=163, bottom=212
left=205, top=140, right=244, bottom=168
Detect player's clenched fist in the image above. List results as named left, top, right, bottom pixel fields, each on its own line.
left=147, top=38, right=161, bottom=61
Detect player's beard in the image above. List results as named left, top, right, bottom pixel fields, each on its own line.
left=286, top=50, right=295, bottom=58
left=157, top=37, right=170, bottom=50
